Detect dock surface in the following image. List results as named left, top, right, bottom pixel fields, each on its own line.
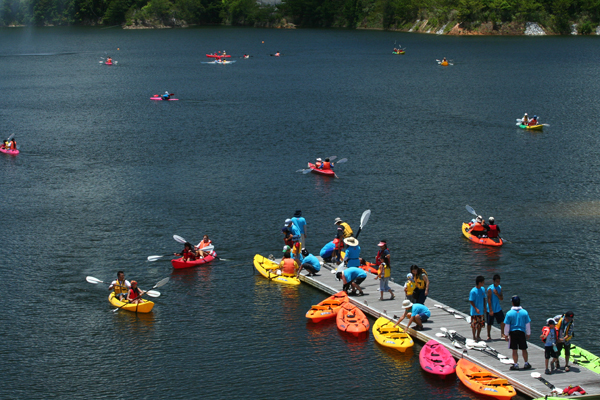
left=284, top=257, right=600, bottom=399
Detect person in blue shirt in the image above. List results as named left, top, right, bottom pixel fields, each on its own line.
left=343, top=237, right=361, bottom=268
left=486, top=274, right=505, bottom=341
left=284, top=219, right=301, bottom=249
left=469, top=276, right=486, bottom=341
left=336, top=267, right=366, bottom=296
left=298, top=248, right=321, bottom=277
left=291, top=210, right=308, bottom=248
left=161, top=91, right=170, bottom=100
left=394, top=300, right=430, bottom=331
left=504, top=295, right=532, bottom=370
left=320, top=241, right=336, bottom=262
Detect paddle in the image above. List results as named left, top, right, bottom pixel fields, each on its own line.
left=354, top=209, right=371, bottom=239
left=531, top=372, right=562, bottom=393
left=86, top=276, right=161, bottom=297
left=147, top=254, right=176, bottom=262
left=112, top=276, right=170, bottom=312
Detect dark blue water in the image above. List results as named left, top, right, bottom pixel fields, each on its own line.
left=1, top=26, right=599, bottom=398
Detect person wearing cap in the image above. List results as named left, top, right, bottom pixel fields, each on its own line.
left=541, top=318, right=559, bottom=375
left=127, top=280, right=146, bottom=304
left=298, top=248, right=321, bottom=277
left=554, top=311, right=575, bottom=371
left=343, top=237, right=361, bottom=269
left=277, top=251, right=299, bottom=277
left=503, top=295, right=532, bottom=370
left=336, top=267, right=366, bottom=296
left=469, top=276, right=486, bottom=341
left=283, top=218, right=301, bottom=248
left=394, top=300, right=430, bottom=331
left=108, top=271, right=130, bottom=301
left=334, top=218, right=353, bottom=239
left=486, top=274, right=505, bottom=341
left=320, top=158, right=334, bottom=170
left=468, top=215, right=487, bottom=238
left=315, top=158, right=323, bottom=168
left=410, top=265, right=429, bottom=304
left=291, top=210, right=307, bottom=248
left=195, top=235, right=212, bottom=258
left=375, top=240, right=390, bottom=268
left=485, top=217, right=500, bottom=239
left=521, top=113, right=529, bottom=125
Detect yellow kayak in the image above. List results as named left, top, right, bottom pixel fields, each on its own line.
left=519, top=124, right=543, bottom=130
left=440, top=61, right=449, bottom=66
left=372, top=316, right=414, bottom=352
left=253, top=254, right=300, bottom=285
left=108, top=292, right=154, bottom=313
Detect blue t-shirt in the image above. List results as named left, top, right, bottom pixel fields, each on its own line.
left=487, top=284, right=502, bottom=313
left=299, top=254, right=321, bottom=272
left=411, top=303, right=430, bottom=318
left=469, top=286, right=486, bottom=316
left=288, top=224, right=301, bottom=240
left=320, top=241, right=335, bottom=258
left=344, top=246, right=361, bottom=268
left=343, top=267, right=367, bottom=282
left=504, top=307, right=531, bottom=332
left=291, top=217, right=307, bottom=234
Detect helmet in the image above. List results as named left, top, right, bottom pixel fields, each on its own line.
left=316, top=158, right=322, bottom=162
left=489, top=217, right=495, bottom=223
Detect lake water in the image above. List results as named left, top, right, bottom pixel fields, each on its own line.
left=1, top=26, right=599, bottom=399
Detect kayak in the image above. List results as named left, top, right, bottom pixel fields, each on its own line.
left=518, top=124, right=543, bottom=130
left=569, top=344, right=600, bottom=374
left=420, top=339, right=456, bottom=377
left=306, top=291, right=348, bottom=323
left=456, top=358, right=516, bottom=400
left=337, top=302, right=369, bottom=337
left=308, top=162, right=336, bottom=177
left=206, top=54, right=231, bottom=58
left=171, top=252, right=217, bottom=269
left=0, top=147, right=19, bottom=155
left=440, top=61, right=449, bottom=66
left=105, top=61, right=112, bottom=65
left=392, top=51, right=405, bottom=55
left=150, top=97, right=179, bottom=101
left=253, top=254, right=300, bottom=285
left=372, top=316, right=414, bottom=352
left=108, top=292, right=154, bottom=313
left=462, top=223, right=503, bottom=247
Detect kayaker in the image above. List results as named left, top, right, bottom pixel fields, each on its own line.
left=486, top=274, right=505, bottom=341
left=320, top=158, right=334, bottom=170
left=334, top=217, right=353, bottom=239
left=394, top=300, right=430, bottom=331
left=411, top=265, right=429, bottom=304
left=486, top=217, right=500, bottom=239
left=541, top=318, right=559, bottom=375
left=298, top=248, right=321, bottom=277
left=375, top=240, right=390, bottom=268
left=174, top=242, right=197, bottom=262
left=503, top=295, right=532, bottom=370
left=528, top=115, right=539, bottom=126
left=468, top=215, right=487, bottom=238
left=9, top=138, right=17, bottom=150
left=127, top=280, right=146, bottom=304
left=442, top=57, right=447, bottom=62
left=274, top=51, right=280, bottom=57
left=162, top=91, right=170, bottom=100
left=521, top=113, right=529, bottom=125
left=343, top=237, right=361, bottom=269
left=277, top=252, right=298, bottom=277
left=375, top=262, right=394, bottom=301
left=0, top=140, right=6, bottom=150
left=291, top=210, right=307, bottom=248
left=554, top=311, right=575, bottom=371
left=319, top=240, right=336, bottom=263
left=108, top=271, right=130, bottom=301
left=336, top=267, right=366, bottom=296
left=315, top=158, right=323, bottom=168
left=469, top=275, right=486, bottom=342
left=243, top=54, right=249, bottom=59
left=107, top=56, right=112, bottom=63
left=195, top=235, right=212, bottom=258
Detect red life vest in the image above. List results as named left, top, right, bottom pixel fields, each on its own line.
left=129, top=287, right=141, bottom=300
left=10, top=141, right=16, bottom=150
left=183, top=249, right=196, bottom=260
left=281, top=258, right=296, bottom=275
left=198, top=239, right=212, bottom=249
left=487, top=224, right=499, bottom=238
left=322, top=162, right=331, bottom=170
left=470, top=222, right=485, bottom=232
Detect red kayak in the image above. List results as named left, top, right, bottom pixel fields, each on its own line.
left=171, top=252, right=217, bottom=269
left=105, top=61, right=113, bottom=65
left=0, top=147, right=19, bottom=155
left=150, top=97, right=179, bottom=101
left=308, top=162, right=336, bottom=176
left=206, top=54, right=231, bottom=58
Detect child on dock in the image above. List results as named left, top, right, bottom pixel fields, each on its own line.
left=404, top=273, right=415, bottom=299
left=541, top=318, right=559, bottom=375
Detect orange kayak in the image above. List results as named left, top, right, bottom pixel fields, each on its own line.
left=456, top=359, right=516, bottom=400
left=306, top=291, right=348, bottom=323
left=336, top=302, right=369, bottom=337
left=462, top=223, right=503, bottom=247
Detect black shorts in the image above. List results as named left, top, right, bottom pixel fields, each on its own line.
left=545, top=346, right=558, bottom=360
left=486, top=310, right=505, bottom=325
left=556, top=342, right=570, bottom=358
left=354, top=276, right=366, bottom=286
left=301, top=263, right=318, bottom=274
left=508, top=330, right=528, bottom=350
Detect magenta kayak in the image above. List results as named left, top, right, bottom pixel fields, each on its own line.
left=171, top=252, right=217, bottom=269
left=0, top=148, right=19, bottom=155
left=150, top=97, right=179, bottom=101
left=105, top=61, right=112, bottom=65
left=419, top=339, right=456, bottom=378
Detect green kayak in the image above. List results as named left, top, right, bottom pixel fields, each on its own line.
left=569, top=344, right=600, bottom=374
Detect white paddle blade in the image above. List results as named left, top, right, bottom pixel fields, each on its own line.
left=147, top=255, right=164, bottom=262
left=500, top=358, right=515, bottom=364
left=466, top=316, right=472, bottom=323
left=465, top=205, right=477, bottom=216
left=86, top=276, right=104, bottom=284
left=435, top=333, right=446, bottom=338
left=434, top=304, right=443, bottom=308
left=197, top=245, right=214, bottom=252
left=440, top=327, right=448, bottom=333
left=530, top=372, right=541, bottom=378
left=146, top=290, right=160, bottom=297
left=453, top=342, right=462, bottom=349
left=336, top=158, right=348, bottom=164
left=173, top=235, right=186, bottom=244
left=454, top=314, right=463, bottom=319
left=447, top=309, right=456, bottom=313
left=154, top=277, right=170, bottom=289
left=303, top=169, right=313, bottom=174
left=328, top=156, right=337, bottom=161
left=360, top=209, right=371, bottom=228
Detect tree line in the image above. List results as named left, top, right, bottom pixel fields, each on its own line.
left=1, top=0, right=599, bottom=34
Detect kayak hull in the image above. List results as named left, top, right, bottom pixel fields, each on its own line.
left=419, top=339, right=456, bottom=377
left=569, top=344, right=600, bottom=374
left=519, top=124, right=543, bottom=130
left=206, top=54, right=231, bottom=58
left=462, top=223, right=503, bottom=247
left=308, top=162, right=336, bottom=176
left=337, top=302, right=369, bottom=337
left=441, top=61, right=449, bottom=66
left=171, top=252, right=216, bottom=269
left=108, top=292, right=154, bottom=313
left=253, top=254, right=300, bottom=285
left=306, top=291, right=348, bottom=323
left=456, top=358, right=516, bottom=400
left=373, top=317, right=414, bottom=352
left=150, top=97, right=179, bottom=101
left=0, top=148, right=19, bottom=155
left=105, top=62, right=112, bottom=65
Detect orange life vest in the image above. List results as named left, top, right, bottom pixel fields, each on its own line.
left=470, top=222, right=485, bottom=232
left=322, top=162, right=331, bottom=170
left=281, top=258, right=297, bottom=275
left=198, top=239, right=212, bottom=249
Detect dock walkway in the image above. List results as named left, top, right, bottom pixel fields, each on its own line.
left=289, top=258, right=600, bottom=399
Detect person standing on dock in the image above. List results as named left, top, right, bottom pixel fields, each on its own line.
left=504, top=295, right=532, bottom=370
left=375, top=262, right=394, bottom=301
left=554, top=311, right=575, bottom=372
left=375, top=240, right=390, bottom=268
left=334, top=218, right=353, bottom=239
left=291, top=210, right=307, bottom=248
left=486, top=274, right=505, bottom=341
left=410, top=265, right=429, bottom=304
left=284, top=219, right=301, bottom=249
left=469, top=276, right=486, bottom=341
left=343, top=237, right=361, bottom=269
left=394, top=300, right=430, bottom=331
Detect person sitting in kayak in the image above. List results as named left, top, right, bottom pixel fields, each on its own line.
left=442, top=57, right=448, bottom=63
left=277, top=252, right=298, bottom=277
left=9, top=139, right=17, bottom=150
left=161, top=91, right=171, bottom=100
left=521, top=113, right=529, bottom=125
left=528, top=115, right=538, bottom=126
left=485, top=217, right=500, bottom=239
left=0, top=140, right=6, bottom=150
left=320, top=158, right=334, bottom=170
left=107, top=56, right=112, bottom=63
left=195, top=235, right=212, bottom=258
left=468, top=215, right=487, bottom=238
left=108, top=271, right=130, bottom=301
left=274, top=51, right=280, bottom=57
left=175, top=242, right=197, bottom=262
left=127, top=280, right=146, bottom=304
left=243, top=54, right=249, bottom=59
left=314, top=158, right=323, bottom=168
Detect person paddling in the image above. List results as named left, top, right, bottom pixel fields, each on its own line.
left=108, top=271, right=130, bottom=301
left=107, top=56, right=112, bottom=64
left=175, top=242, right=197, bottom=262
left=127, top=280, right=146, bottom=304
left=528, top=115, right=539, bottom=126
left=195, top=235, right=212, bottom=258
left=319, top=158, right=334, bottom=170
left=468, top=215, right=487, bottom=238
left=486, top=217, right=500, bottom=239
left=9, top=138, right=17, bottom=150
left=161, top=91, right=171, bottom=101
left=521, top=113, right=529, bottom=125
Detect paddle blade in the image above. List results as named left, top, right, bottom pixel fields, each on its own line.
left=303, top=169, right=313, bottom=174
left=197, top=245, right=214, bottom=252
left=153, top=277, right=170, bottom=289
left=147, top=255, right=165, bottom=262
left=86, top=276, right=104, bottom=284
left=360, top=209, right=371, bottom=229
left=173, top=235, right=186, bottom=244
left=435, top=333, right=446, bottom=338
left=146, top=290, right=161, bottom=297
left=328, top=156, right=337, bottom=161
left=336, top=158, right=348, bottom=164
left=465, top=205, right=477, bottom=216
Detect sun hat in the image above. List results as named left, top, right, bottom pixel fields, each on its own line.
left=317, top=158, right=322, bottom=162
left=131, top=280, right=137, bottom=285
left=378, top=240, right=387, bottom=247
left=566, top=311, right=574, bottom=318
left=344, top=237, right=359, bottom=246
left=334, top=217, right=342, bottom=224
left=402, top=300, right=413, bottom=309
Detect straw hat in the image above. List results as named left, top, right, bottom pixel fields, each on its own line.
left=344, top=237, right=359, bottom=247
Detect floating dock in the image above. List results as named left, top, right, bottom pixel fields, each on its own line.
left=279, top=257, right=600, bottom=399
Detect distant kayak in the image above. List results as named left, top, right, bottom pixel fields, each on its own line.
left=105, top=61, right=112, bottom=65
left=518, top=124, right=543, bottom=130
left=150, top=97, right=179, bottom=101
left=462, top=222, right=503, bottom=247
left=108, top=292, right=154, bottom=313
left=308, top=162, right=335, bottom=176
left=171, top=252, right=217, bottom=269
left=392, top=50, right=405, bottom=55
left=206, top=54, right=231, bottom=58
left=0, top=147, right=19, bottom=155
left=440, top=61, right=449, bottom=66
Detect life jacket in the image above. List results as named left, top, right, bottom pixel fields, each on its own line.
left=113, top=279, right=128, bottom=295
left=10, top=141, right=16, bottom=150
left=522, top=117, right=528, bottom=124
left=376, top=249, right=389, bottom=266
left=340, top=222, right=353, bottom=238
left=333, top=238, right=343, bottom=250
left=129, top=287, right=141, bottom=300
left=406, top=280, right=415, bottom=295
left=198, top=239, right=212, bottom=249
left=487, top=224, right=499, bottom=238
left=281, top=258, right=296, bottom=275
left=379, top=263, right=391, bottom=278
left=555, top=316, right=574, bottom=342
left=541, top=326, right=557, bottom=343
left=469, top=222, right=485, bottom=232
left=528, top=119, right=537, bottom=126
left=322, top=161, right=331, bottom=170
left=564, top=386, right=586, bottom=395
left=415, top=269, right=428, bottom=289
left=183, top=249, right=196, bottom=260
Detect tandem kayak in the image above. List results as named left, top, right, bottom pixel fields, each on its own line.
left=462, top=223, right=503, bottom=247
left=337, top=302, right=369, bottom=337
left=308, top=162, right=336, bottom=177
left=372, top=317, right=414, bottom=352
left=393, top=51, right=405, bottom=55
left=253, top=254, right=301, bottom=285
left=0, top=148, right=19, bottom=155
left=570, top=344, right=600, bottom=374
left=306, top=291, right=348, bottom=323
left=150, top=97, right=179, bottom=101
left=108, top=292, right=154, bottom=313
left=456, top=358, right=516, bottom=400
left=206, top=54, right=231, bottom=58
left=420, top=339, right=456, bottom=378
left=518, top=124, right=543, bottom=130
left=171, top=252, right=217, bottom=269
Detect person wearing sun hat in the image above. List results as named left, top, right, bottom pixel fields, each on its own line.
left=394, top=299, right=430, bottom=331
left=343, top=237, right=361, bottom=269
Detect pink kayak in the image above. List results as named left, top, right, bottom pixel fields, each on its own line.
left=150, top=97, right=179, bottom=101
left=0, top=147, right=19, bottom=155
left=171, top=252, right=217, bottom=269
left=206, top=54, right=231, bottom=58
left=105, top=61, right=112, bottom=65
left=420, top=339, right=456, bottom=378
left=308, top=162, right=336, bottom=176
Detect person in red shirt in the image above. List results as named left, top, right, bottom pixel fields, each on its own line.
left=175, top=242, right=197, bottom=262
left=127, top=280, right=146, bottom=304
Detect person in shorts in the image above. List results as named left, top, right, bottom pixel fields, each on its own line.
left=393, top=300, right=430, bottom=331
left=540, top=318, right=559, bottom=375
left=469, top=276, right=486, bottom=341
left=336, top=267, right=366, bottom=296
left=486, top=274, right=505, bottom=341
left=504, top=295, right=532, bottom=370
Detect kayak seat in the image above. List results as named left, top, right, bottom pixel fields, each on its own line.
left=380, top=327, right=400, bottom=334
left=312, top=305, right=332, bottom=311
left=488, top=379, right=509, bottom=386
left=469, top=372, right=494, bottom=378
